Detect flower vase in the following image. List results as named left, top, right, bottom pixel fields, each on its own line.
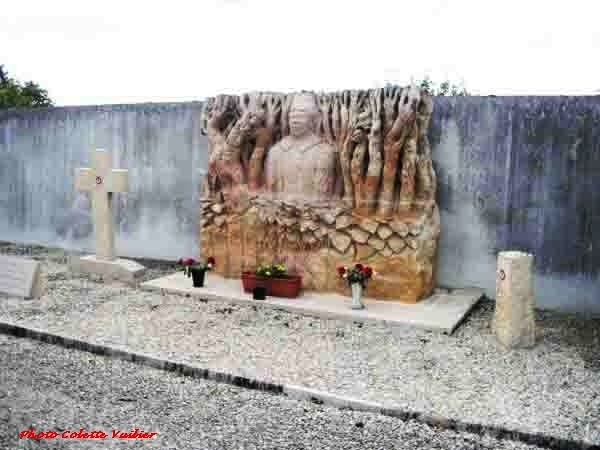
left=190, top=268, right=206, bottom=287
left=350, top=283, right=365, bottom=310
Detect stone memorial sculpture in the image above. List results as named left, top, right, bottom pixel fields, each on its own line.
left=200, top=86, right=439, bottom=302
left=69, top=149, right=146, bottom=282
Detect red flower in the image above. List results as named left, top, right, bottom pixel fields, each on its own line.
left=176, top=258, right=183, bottom=265
left=363, top=266, right=373, bottom=278
left=207, top=256, right=216, bottom=265
left=337, top=266, right=346, bottom=276
left=183, top=257, right=195, bottom=266
left=355, top=263, right=364, bottom=271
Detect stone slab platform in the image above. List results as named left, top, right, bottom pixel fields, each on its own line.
left=141, top=273, right=483, bottom=334
left=69, top=255, right=146, bottom=283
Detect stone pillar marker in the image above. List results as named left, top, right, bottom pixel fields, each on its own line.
left=69, top=149, right=145, bottom=282
left=74, top=149, right=128, bottom=260
left=493, top=251, right=535, bottom=349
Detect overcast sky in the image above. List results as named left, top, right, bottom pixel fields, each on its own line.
left=2, top=0, right=599, bottom=106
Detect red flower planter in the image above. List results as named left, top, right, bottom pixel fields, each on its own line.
left=241, top=271, right=302, bottom=298
left=269, top=275, right=303, bottom=298
left=241, top=271, right=269, bottom=293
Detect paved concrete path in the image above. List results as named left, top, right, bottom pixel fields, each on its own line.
left=0, top=334, right=555, bottom=450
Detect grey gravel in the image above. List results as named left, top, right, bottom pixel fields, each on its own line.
left=0, top=244, right=599, bottom=445
left=0, top=334, right=553, bottom=450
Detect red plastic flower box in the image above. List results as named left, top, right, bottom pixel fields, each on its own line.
left=241, top=271, right=302, bottom=298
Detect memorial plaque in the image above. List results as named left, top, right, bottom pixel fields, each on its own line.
left=0, top=255, right=44, bottom=299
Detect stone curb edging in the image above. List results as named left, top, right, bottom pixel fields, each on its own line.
left=1, top=321, right=597, bottom=450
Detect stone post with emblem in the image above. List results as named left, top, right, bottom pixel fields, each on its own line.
left=493, top=251, right=536, bottom=349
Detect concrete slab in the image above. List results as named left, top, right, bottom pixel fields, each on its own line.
left=69, top=255, right=145, bottom=283
left=0, top=254, right=44, bottom=299
left=141, top=272, right=483, bottom=334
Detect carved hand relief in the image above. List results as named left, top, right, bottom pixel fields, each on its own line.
left=202, top=87, right=436, bottom=216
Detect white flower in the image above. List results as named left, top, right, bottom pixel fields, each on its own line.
left=207, top=263, right=213, bottom=269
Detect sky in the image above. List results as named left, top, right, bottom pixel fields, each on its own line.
left=2, top=0, right=600, bottom=106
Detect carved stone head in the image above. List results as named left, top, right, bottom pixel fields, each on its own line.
left=288, top=92, right=319, bottom=138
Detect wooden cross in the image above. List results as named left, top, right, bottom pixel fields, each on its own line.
left=74, top=149, right=128, bottom=261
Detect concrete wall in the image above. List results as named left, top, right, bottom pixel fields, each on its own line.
left=430, top=96, right=600, bottom=313
left=0, top=103, right=206, bottom=260
left=1, top=96, right=599, bottom=313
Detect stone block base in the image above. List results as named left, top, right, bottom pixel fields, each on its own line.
left=200, top=196, right=440, bottom=303
left=69, top=255, right=146, bottom=283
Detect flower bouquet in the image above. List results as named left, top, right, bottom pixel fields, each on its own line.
left=176, top=256, right=215, bottom=287
left=336, top=263, right=375, bottom=310
left=255, top=263, right=287, bottom=278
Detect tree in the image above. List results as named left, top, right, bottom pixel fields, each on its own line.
left=0, top=65, right=53, bottom=109
left=416, top=76, right=469, bottom=96
left=384, top=77, right=469, bottom=96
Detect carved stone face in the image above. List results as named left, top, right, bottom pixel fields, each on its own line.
left=288, top=93, right=318, bottom=138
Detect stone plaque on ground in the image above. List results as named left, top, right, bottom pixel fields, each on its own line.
left=0, top=255, right=44, bottom=299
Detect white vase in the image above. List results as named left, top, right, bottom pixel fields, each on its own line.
left=350, top=283, right=365, bottom=310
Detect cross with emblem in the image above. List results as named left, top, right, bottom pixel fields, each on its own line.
left=74, top=149, right=129, bottom=261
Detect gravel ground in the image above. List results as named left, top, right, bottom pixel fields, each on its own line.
left=0, top=244, right=599, bottom=445
left=0, top=334, right=554, bottom=450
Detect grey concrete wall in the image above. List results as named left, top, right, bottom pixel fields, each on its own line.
left=0, top=103, right=206, bottom=260
left=430, top=96, right=600, bottom=313
left=1, top=96, right=599, bottom=313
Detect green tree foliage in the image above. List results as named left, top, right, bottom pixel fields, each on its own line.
left=416, top=76, right=469, bottom=96
left=0, top=65, right=53, bottom=109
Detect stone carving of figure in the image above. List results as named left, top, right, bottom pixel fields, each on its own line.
left=203, top=87, right=435, bottom=215
left=264, top=92, right=337, bottom=203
